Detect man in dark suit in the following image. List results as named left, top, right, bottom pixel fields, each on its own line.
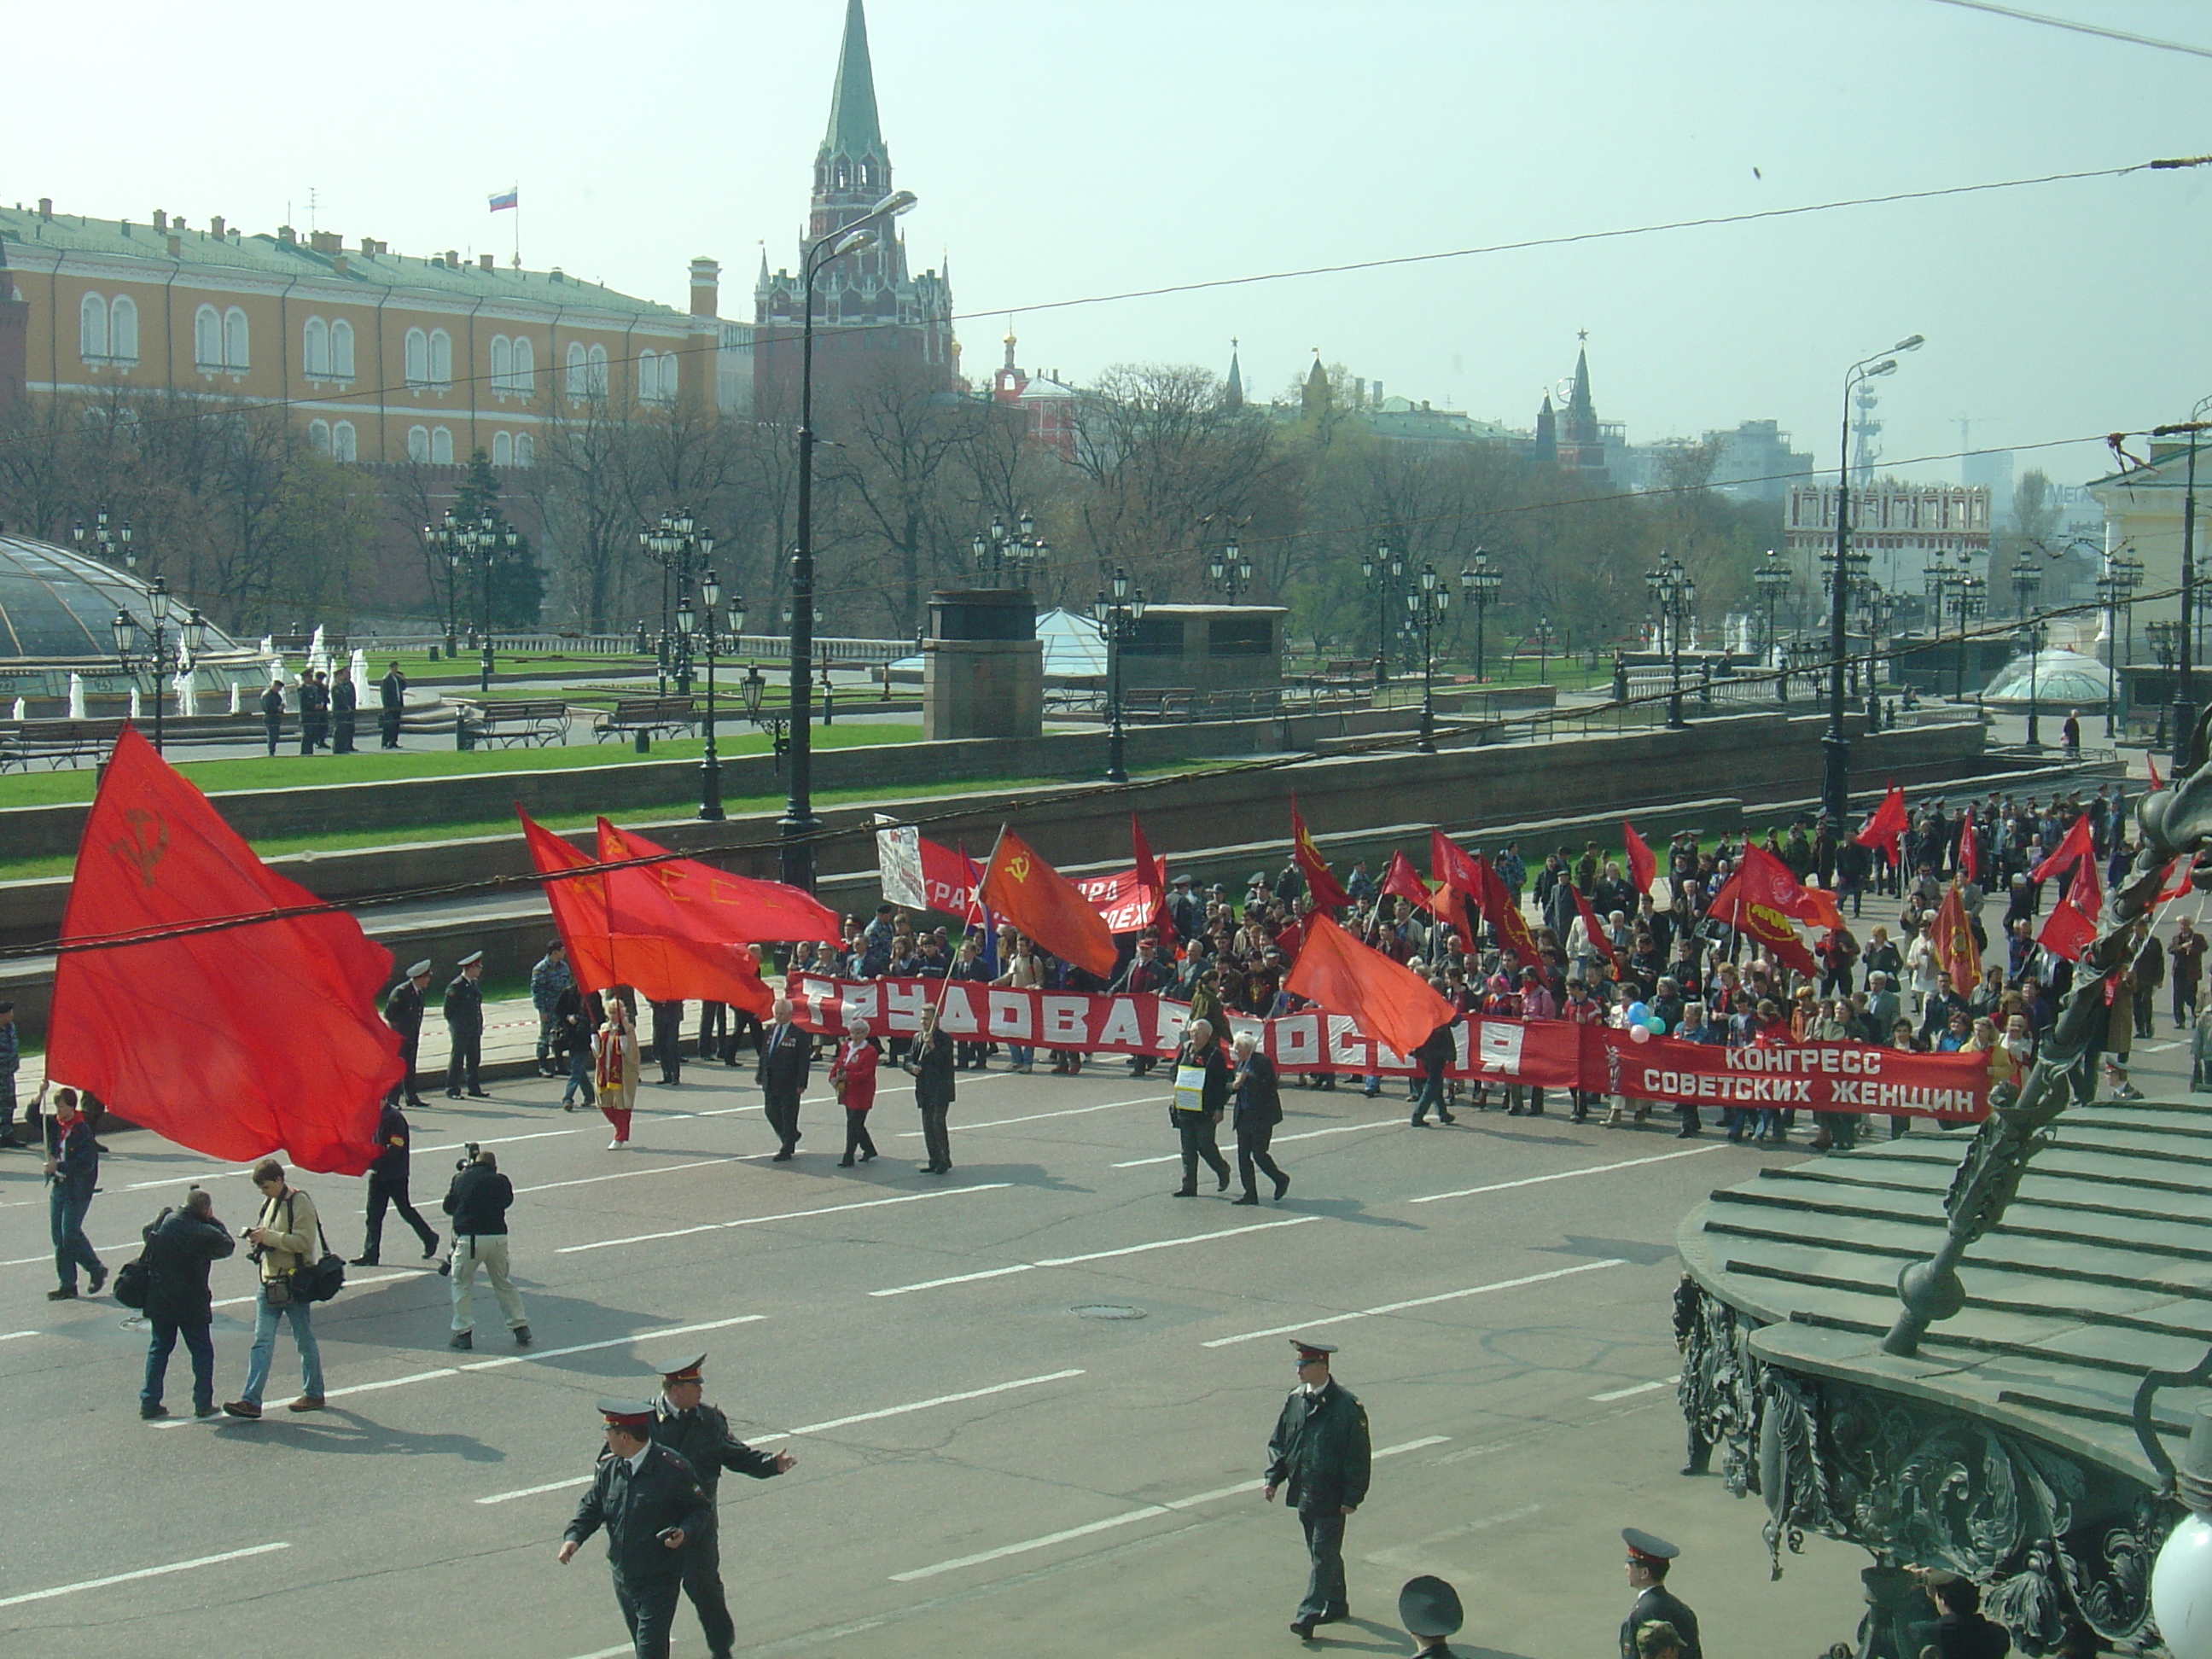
left=648, top=1353, right=796, bottom=1659
left=444, top=952, right=488, bottom=1099
left=385, top=960, right=432, bottom=1108
left=377, top=661, right=408, bottom=749
left=1230, top=1031, right=1289, bottom=1204
left=1620, top=1529, right=1702, bottom=1659
left=557, top=1400, right=714, bottom=1659
left=758, top=999, right=809, bottom=1161
left=299, top=670, right=329, bottom=755
left=260, top=678, right=285, bottom=756
left=1265, top=1340, right=1371, bottom=1639
left=649, top=999, right=684, bottom=1086
left=331, top=670, right=358, bottom=754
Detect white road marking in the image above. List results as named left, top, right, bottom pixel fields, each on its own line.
left=327, top=1368, right=460, bottom=1399
left=1201, top=1260, right=1627, bottom=1348
left=889, top=1435, right=1448, bottom=1583
left=1409, top=1144, right=1726, bottom=1203
left=113, top=1127, right=586, bottom=1194
left=895, top=1096, right=1158, bottom=1137
left=211, top=1271, right=412, bottom=1311
left=1, top=1329, right=42, bottom=1342
left=1112, top=1121, right=1388, bottom=1167
left=0, top=1541, right=291, bottom=1608
left=870, top=1216, right=1318, bottom=1298
left=787, top=1368, right=1086, bottom=1435
left=481, top=1368, right=1086, bottom=1505
left=2143, top=1040, right=2182, bottom=1053
left=1589, top=1374, right=1680, bottom=1403
left=515, top=1155, right=769, bottom=1194
left=556, top=1183, right=1011, bottom=1254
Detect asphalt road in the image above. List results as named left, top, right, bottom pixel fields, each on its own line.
left=0, top=1048, right=1909, bottom=1659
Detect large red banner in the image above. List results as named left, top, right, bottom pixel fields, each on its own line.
left=787, top=976, right=1989, bottom=1119
left=1071, top=867, right=1165, bottom=934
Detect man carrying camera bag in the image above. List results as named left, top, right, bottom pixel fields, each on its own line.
left=224, top=1158, right=328, bottom=1418
left=444, top=1145, right=530, bottom=1351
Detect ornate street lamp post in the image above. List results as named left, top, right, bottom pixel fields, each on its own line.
left=1406, top=563, right=1450, bottom=753
left=974, top=510, right=1049, bottom=586
left=2095, top=547, right=2143, bottom=740
left=110, top=574, right=205, bottom=755
left=1208, top=533, right=1254, bottom=602
left=1360, top=542, right=1404, bottom=685
left=1091, top=566, right=1147, bottom=783
left=73, top=508, right=135, bottom=569
left=1458, top=549, right=1502, bottom=682
left=681, top=573, right=745, bottom=821
left=2013, top=550, right=2046, bottom=750
left=1754, top=546, right=1790, bottom=664
left=1644, top=550, right=1696, bottom=729
left=2151, top=620, right=2181, bottom=751
left=1531, top=613, right=1557, bottom=686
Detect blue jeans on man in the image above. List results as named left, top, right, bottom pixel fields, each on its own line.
left=144, top=1319, right=217, bottom=1414
left=562, top=1044, right=592, bottom=1107
left=49, top=1185, right=101, bottom=1291
left=241, top=1284, right=324, bottom=1406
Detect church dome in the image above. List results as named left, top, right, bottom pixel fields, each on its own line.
left=0, top=533, right=247, bottom=661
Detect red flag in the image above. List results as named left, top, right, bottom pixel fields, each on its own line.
left=2158, top=854, right=2199, bottom=905
left=1431, top=880, right=1476, bottom=952
left=2029, top=815, right=2096, bottom=885
left=1853, top=785, right=1909, bottom=855
left=49, top=726, right=401, bottom=1175
left=1381, top=850, right=1435, bottom=912
left=1132, top=814, right=1172, bottom=946
left=588, top=823, right=777, bottom=1015
left=1470, top=854, right=1543, bottom=969
left=1705, top=843, right=1819, bottom=977
left=602, top=821, right=837, bottom=947
left=1959, top=811, right=1980, bottom=885
left=1798, top=881, right=1846, bottom=933
left=1291, top=799, right=1352, bottom=911
left=521, top=809, right=619, bottom=995
left=1622, top=821, right=1657, bottom=896
left=1567, top=882, right=1619, bottom=967
left=2151, top=754, right=2166, bottom=792
left=1429, top=831, right=1480, bottom=951
left=2038, top=890, right=2099, bottom=962
left=1284, top=912, right=1458, bottom=1059
left=979, top=828, right=1120, bottom=978
left=1930, top=884, right=1982, bottom=992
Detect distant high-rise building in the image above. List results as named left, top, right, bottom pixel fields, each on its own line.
left=1706, top=419, right=1817, bottom=504
left=753, top=0, right=955, bottom=408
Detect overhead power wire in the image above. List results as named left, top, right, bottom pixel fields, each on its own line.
left=1930, top=0, right=2212, bottom=61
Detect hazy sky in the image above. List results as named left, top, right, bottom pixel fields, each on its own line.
left=11, top=1, right=2209, bottom=490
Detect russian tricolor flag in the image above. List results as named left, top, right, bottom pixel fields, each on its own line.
left=488, top=187, right=519, bottom=212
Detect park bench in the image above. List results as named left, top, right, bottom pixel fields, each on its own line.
left=456, top=698, right=570, bottom=749
left=592, top=696, right=697, bottom=743
left=1121, top=688, right=1195, bottom=722
left=0, top=719, right=124, bottom=771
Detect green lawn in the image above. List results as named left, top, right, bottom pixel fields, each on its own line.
left=0, top=725, right=922, bottom=808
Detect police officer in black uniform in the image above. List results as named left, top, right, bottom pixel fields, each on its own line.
left=647, top=1353, right=796, bottom=1659
left=351, top=1097, right=438, bottom=1266
left=1620, top=1528, right=1702, bottom=1659
left=385, top=960, right=433, bottom=1109
left=1399, top=1575, right=1464, bottom=1656
left=1264, top=1338, right=1371, bottom=1639
left=444, top=951, right=488, bottom=1099
left=558, top=1399, right=713, bottom=1659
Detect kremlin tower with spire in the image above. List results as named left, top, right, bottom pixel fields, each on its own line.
left=753, top=0, right=956, bottom=409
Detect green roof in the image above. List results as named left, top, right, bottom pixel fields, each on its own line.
left=0, top=206, right=682, bottom=319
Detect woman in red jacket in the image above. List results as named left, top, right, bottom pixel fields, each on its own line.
left=830, top=1012, right=882, bottom=1167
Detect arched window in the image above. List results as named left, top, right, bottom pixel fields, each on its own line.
left=637, top=349, right=657, bottom=400
left=405, top=328, right=429, bottom=386
left=658, top=352, right=678, bottom=403
left=330, top=319, right=355, bottom=378
left=332, top=421, right=358, bottom=462
left=587, top=342, right=608, bottom=395
left=515, top=433, right=534, bottom=468
left=492, top=432, right=513, bottom=467
left=491, top=335, right=513, bottom=392
left=512, top=335, right=534, bottom=394
left=428, top=329, right=451, bottom=386
left=194, top=305, right=222, bottom=369
left=406, top=425, right=430, bottom=463
left=307, top=420, right=331, bottom=452
left=109, top=295, right=138, bottom=363
left=430, top=426, right=453, bottom=464
left=566, top=341, right=587, bottom=397
left=79, top=293, right=109, bottom=361
left=303, top=317, right=329, bottom=378
left=222, top=307, right=249, bottom=370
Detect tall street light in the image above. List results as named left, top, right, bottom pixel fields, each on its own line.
left=2012, top=550, right=2045, bottom=749
left=1754, top=546, right=1790, bottom=662
left=2093, top=544, right=2142, bottom=739
left=2153, top=400, right=2212, bottom=758
left=1531, top=613, right=1557, bottom=686
left=1644, top=550, right=1696, bottom=729
left=1208, top=533, right=1254, bottom=602
left=1406, top=563, right=1451, bottom=752
left=1458, top=549, right=1501, bottom=682
left=975, top=510, right=1048, bottom=586
left=785, top=187, right=918, bottom=892
left=1823, top=335, right=1924, bottom=826
left=2151, top=619, right=2181, bottom=749
left=641, top=509, right=715, bottom=696
left=680, top=572, right=744, bottom=821
left=1360, top=542, right=1404, bottom=685
left=428, top=509, right=517, bottom=693
left=1092, top=566, right=1147, bottom=783
left=73, top=508, right=135, bottom=569
left=110, top=574, right=204, bottom=755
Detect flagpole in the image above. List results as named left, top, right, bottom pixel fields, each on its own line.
left=939, top=825, right=1007, bottom=1017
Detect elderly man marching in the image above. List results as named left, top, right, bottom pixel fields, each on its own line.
left=1264, top=1338, right=1371, bottom=1639
left=646, top=1353, right=796, bottom=1659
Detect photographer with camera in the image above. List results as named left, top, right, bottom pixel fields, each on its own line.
left=224, top=1158, right=327, bottom=1418
left=443, top=1144, right=530, bottom=1351
left=137, top=1186, right=236, bottom=1419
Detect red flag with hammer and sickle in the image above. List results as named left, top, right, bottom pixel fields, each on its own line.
left=979, top=828, right=1119, bottom=978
